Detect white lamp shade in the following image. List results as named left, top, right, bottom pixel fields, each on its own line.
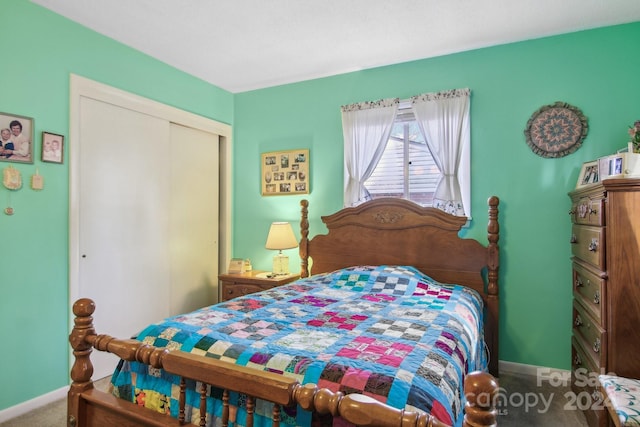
left=265, top=222, right=298, bottom=250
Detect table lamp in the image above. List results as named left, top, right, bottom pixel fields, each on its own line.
left=265, top=222, right=298, bottom=275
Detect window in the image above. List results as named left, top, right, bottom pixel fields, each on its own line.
left=342, top=89, right=470, bottom=217
left=364, top=107, right=440, bottom=206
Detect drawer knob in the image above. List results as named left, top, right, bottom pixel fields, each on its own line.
left=570, top=234, right=577, bottom=244
left=577, top=203, right=597, bottom=218
left=593, top=338, right=601, bottom=353
left=575, top=277, right=583, bottom=287
left=574, top=314, right=583, bottom=327
left=594, top=291, right=600, bottom=305
left=588, top=238, right=599, bottom=252
left=573, top=353, right=582, bottom=367
left=578, top=204, right=588, bottom=218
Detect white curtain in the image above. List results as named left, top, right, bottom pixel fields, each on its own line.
left=342, top=98, right=399, bottom=207
left=411, top=88, right=470, bottom=216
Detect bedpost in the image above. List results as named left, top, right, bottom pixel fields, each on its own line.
left=300, top=199, right=310, bottom=277
left=463, top=371, right=499, bottom=427
left=68, top=298, right=97, bottom=427
left=486, top=196, right=500, bottom=377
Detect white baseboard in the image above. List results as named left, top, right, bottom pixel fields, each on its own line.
left=0, top=385, right=67, bottom=423
left=499, top=360, right=571, bottom=384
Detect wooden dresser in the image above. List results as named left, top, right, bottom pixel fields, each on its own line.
left=569, top=179, right=640, bottom=427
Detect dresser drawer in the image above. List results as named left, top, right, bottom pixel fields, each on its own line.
left=570, top=195, right=605, bottom=226
left=571, top=337, right=608, bottom=427
left=572, top=337, right=597, bottom=381
left=573, top=301, right=606, bottom=369
left=572, top=261, right=606, bottom=323
left=571, top=225, right=606, bottom=269
left=569, top=338, right=609, bottom=427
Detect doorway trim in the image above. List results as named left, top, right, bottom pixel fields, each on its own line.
left=68, top=73, right=232, bottom=319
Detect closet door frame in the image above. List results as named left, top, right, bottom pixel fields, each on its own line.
left=68, top=73, right=232, bottom=323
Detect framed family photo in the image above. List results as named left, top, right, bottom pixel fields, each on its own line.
left=41, top=131, right=65, bottom=164
left=0, top=112, right=34, bottom=164
left=576, top=160, right=599, bottom=189
left=261, top=149, right=309, bottom=196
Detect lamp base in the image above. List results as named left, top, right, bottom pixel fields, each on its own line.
left=272, top=253, right=289, bottom=275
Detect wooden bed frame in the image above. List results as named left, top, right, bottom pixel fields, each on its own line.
left=68, top=197, right=500, bottom=427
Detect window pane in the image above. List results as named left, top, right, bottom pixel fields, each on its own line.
left=365, top=139, right=404, bottom=197
left=408, top=141, right=438, bottom=205
left=364, top=119, right=440, bottom=206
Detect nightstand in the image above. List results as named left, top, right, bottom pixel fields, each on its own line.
left=218, top=270, right=300, bottom=302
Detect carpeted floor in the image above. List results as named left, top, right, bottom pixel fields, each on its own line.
left=0, top=377, right=111, bottom=427
left=496, top=371, right=588, bottom=426
left=0, top=372, right=588, bottom=426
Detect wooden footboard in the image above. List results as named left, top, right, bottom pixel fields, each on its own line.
left=68, top=299, right=498, bottom=427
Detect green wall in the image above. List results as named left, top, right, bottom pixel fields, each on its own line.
left=2, top=0, right=639, bottom=414
left=0, top=0, right=233, bottom=410
left=233, top=22, right=640, bottom=371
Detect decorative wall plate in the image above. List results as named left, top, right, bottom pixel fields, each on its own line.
left=524, top=101, right=588, bottom=158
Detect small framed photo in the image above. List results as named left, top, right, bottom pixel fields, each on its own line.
left=576, top=160, right=599, bottom=189
left=41, top=131, right=65, bottom=164
left=0, top=112, right=34, bottom=164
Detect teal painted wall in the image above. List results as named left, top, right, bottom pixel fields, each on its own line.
left=234, top=22, right=640, bottom=371
left=2, top=0, right=639, bottom=414
left=0, top=0, right=233, bottom=410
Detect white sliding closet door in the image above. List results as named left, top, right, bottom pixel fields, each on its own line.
left=79, top=97, right=172, bottom=328
left=75, top=96, right=220, bottom=379
left=168, top=123, right=219, bottom=315
left=78, top=98, right=172, bottom=378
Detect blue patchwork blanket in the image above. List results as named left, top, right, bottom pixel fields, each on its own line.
left=111, top=265, right=487, bottom=427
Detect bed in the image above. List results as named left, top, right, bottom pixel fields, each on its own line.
left=68, top=196, right=500, bottom=427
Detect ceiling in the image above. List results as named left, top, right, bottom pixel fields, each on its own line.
left=32, top=0, right=640, bottom=93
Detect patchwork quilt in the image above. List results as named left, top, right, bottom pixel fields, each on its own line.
left=110, top=265, right=487, bottom=427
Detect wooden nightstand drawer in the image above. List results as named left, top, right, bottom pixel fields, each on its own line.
left=223, top=283, right=268, bottom=300
left=218, top=270, right=300, bottom=302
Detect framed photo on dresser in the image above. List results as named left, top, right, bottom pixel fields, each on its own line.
left=576, top=160, right=599, bottom=189
left=597, top=152, right=640, bottom=181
